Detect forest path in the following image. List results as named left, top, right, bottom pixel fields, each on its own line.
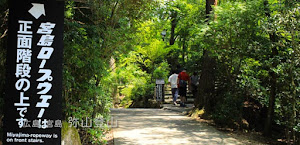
left=111, top=107, right=257, bottom=145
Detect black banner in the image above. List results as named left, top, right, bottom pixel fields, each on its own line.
left=3, top=0, right=64, bottom=144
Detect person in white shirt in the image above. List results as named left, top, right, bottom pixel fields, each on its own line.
left=168, top=71, right=179, bottom=105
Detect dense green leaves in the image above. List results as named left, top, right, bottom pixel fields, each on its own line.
left=62, top=0, right=159, bottom=143
left=189, top=0, right=299, bottom=140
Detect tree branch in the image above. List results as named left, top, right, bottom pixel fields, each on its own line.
left=0, top=29, right=7, bottom=39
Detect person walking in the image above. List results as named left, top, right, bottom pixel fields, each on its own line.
left=168, top=71, right=179, bottom=105
left=190, top=72, right=200, bottom=99
left=177, top=69, right=190, bottom=107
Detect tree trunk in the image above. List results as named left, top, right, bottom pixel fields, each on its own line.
left=290, top=23, right=297, bottom=144
left=205, top=0, right=218, bottom=20
left=195, top=50, right=215, bottom=110
left=264, top=33, right=278, bottom=136
left=182, top=37, right=186, bottom=64
left=263, top=0, right=278, bottom=136
left=92, top=76, right=100, bottom=126
left=110, top=57, right=119, bottom=107
left=194, top=0, right=217, bottom=111
left=169, top=10, right=177, bottom=45
left=264, top=63, right=276, bottom=136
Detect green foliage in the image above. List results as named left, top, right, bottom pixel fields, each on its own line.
left=63, top=21, right=111, bottom=119
left=119, top=66, right=149, bottom=105
left=62, top=0, right=158, bottom=143
left=153, top=61, right=170, bottom=80
left=131, top=84, right=155, bottom=102
left=63, top=19, right=113, bottom=143
left=61, top=0, right=300, bottom=142
left=179, top=1, right=300, bottom=138
left=115, top=18, right=172, bottom=107
left=212, top=93, right=244, bottom=127
left=86, top=128, right=106, bottom=144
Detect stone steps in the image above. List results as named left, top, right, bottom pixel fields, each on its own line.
left=163, top=84, right=194, bottom=104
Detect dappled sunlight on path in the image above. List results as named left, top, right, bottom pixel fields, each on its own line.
left=111, top=108, right=244, bottom=145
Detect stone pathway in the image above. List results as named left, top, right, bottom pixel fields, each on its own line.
left=111, top=107, right=254, bottom=145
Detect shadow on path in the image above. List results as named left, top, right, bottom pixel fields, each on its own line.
left=111, top=108, right=247, bottom=145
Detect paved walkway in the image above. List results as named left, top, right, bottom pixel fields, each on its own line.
left=111, top=106, right=249, bottom=145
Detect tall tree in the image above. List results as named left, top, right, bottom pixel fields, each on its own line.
left=263, top=0, right=278, bottom=136
left=195, top=0, right=218, bottom=111
left=169, top=10, right=177, bottom=45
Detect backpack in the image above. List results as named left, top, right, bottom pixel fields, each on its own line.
left=179, top=79, right=187, bottom=87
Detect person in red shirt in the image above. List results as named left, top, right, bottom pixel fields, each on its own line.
left=177, top=69, right=190, bottom=107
